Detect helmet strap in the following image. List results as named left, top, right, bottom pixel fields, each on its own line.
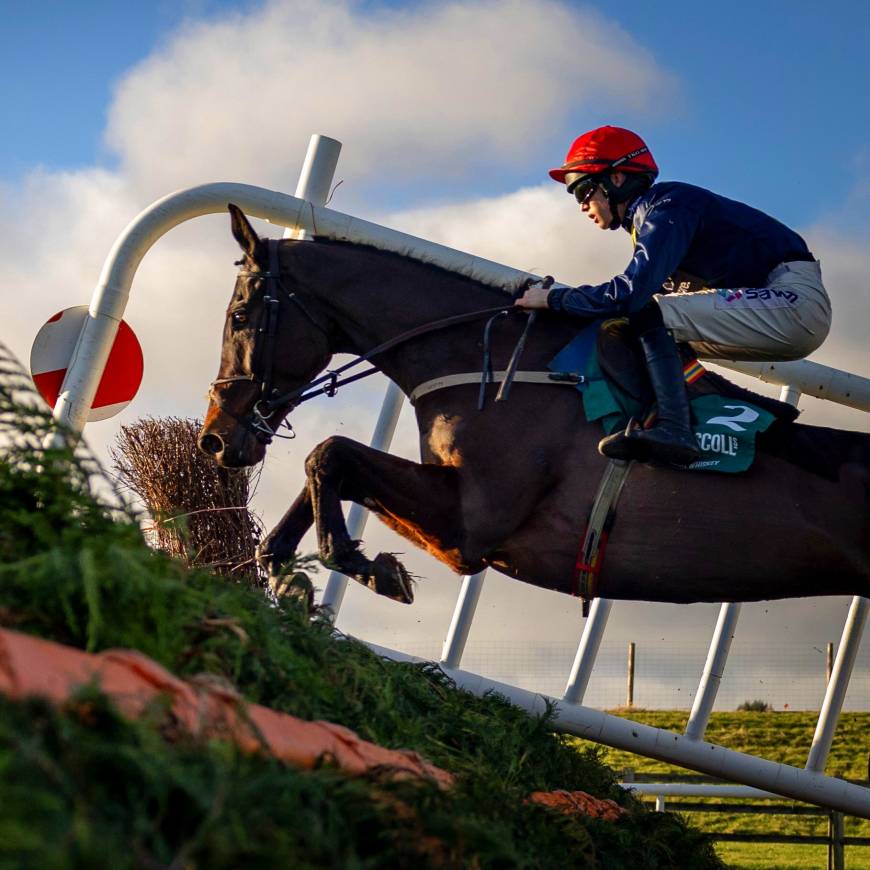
left=598, top=175, right=624, bottom=231
left=599, top=172, right=654, bottom=230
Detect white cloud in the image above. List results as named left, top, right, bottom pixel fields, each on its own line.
left=382, top=183, right=632, bottom=284
left=3, top=0, right=676, bottom=502
left=104, top=0, right=676, bottom=198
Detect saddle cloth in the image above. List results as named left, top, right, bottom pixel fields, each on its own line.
left=549, top=319, right=797, bottom=473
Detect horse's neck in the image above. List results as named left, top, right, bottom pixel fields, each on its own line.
left=306, top=244, right=521, bottom=389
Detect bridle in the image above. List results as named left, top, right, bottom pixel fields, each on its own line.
left=209, top=238, right=530, bottom=444
left=209, top=239, right=329, bottom=443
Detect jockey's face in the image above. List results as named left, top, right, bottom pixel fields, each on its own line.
left=582, top=186, right=611, bottom=229
left=580, top=171, right=627, bottom=230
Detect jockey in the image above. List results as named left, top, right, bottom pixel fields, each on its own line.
left=516, top=126, right=831, bottom=467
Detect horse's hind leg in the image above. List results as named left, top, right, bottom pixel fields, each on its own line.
left=305, top=435, right=466, bottom=604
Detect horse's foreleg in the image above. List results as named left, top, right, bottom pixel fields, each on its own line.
left=257, top=486, right=313, bottom=584
left=305, top=436, right=468, bottom=604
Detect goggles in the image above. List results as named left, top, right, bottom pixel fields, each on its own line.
left=570, top=176, right=601, bottom=206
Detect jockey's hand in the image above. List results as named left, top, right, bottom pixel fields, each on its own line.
left=514, top=284, right=551, bottom=309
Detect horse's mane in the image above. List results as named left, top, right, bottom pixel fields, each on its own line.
left=307, top=236, right=520, bottom=303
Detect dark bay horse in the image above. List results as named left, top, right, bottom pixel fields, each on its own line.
left=199, top=205, right=869, bottom=606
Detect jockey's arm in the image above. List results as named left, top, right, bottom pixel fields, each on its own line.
left=533, top=198, right=701, bottom=317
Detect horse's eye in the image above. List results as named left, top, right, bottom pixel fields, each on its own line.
left=232, top=311, right=248, bottom=326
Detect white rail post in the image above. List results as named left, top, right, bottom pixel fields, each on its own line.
left=440, top=571, right=487, bottom=668
left=778, top=384, right=802, bottom=406
left=279, top=133, right=359, bottom=619
left=685, top=602, right=741, bottom=740
left=806, top=596, right=869, bottom=773
left=562, top=598, right=614, bottom=705
left=284, top=134, right=341, bottom=241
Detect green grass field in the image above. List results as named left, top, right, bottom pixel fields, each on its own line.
left=590, top=709, right=870, bottom=869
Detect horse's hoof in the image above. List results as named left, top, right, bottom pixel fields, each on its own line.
left=269, top=571, right=315, bottom=611
left=369, top=552, right=415, bottom=604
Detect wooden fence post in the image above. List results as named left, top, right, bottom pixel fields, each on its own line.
left=826, top=642, right=834, bottom=684
left=830, top=810, right=844, bottom=870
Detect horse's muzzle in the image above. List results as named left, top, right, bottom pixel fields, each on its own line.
left=197, top=419, right=266, bottom=467
left=198, top=431, right=224, bottom=457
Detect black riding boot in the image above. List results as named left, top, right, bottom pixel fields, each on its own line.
left=599, top=325, right=701, bottom=466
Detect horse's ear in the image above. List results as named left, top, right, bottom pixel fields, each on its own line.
left=228, top=203, right=261, bottom=260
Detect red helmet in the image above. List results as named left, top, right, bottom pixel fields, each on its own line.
left=549, top=126, right=659, bottom=186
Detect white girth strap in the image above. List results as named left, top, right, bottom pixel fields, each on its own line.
left=409, top=371, right=581, bottom=405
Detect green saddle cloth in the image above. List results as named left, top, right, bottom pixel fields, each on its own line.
left=549, top=324, right=775, bottom=474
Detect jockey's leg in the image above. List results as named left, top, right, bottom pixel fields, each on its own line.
left=599, top=303, right=700, bottom=466
left=653, top=260, right=831, bottom=362
left=600, top=260, right=831, bottom=465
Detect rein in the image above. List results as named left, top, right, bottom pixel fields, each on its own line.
left=209, top=238, right=527, bottom=443
left=268, top=302, right=525, bottom=412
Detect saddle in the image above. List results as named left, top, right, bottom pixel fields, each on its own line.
left=594, top=318, right=800, bottom=426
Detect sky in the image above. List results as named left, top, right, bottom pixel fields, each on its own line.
left=1, top=0, right=868, bottom=712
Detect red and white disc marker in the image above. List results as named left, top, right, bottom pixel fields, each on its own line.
left=30, top=306, right=144, bottom=422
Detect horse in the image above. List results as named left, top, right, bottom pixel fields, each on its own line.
left=198, top=205, right=869, bottom=607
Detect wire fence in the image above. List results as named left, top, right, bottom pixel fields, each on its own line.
left=391, top=639, right=870, bottom=711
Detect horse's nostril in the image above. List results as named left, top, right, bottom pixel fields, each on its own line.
left=199, top=432, right=224, bottom=456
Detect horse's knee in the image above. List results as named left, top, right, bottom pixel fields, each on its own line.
left=305, top=435, right=353, bottom=478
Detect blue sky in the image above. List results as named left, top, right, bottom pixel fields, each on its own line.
left=3, top=1, right=868, bottom=230
left=2, top=0, right=867, bottom=706
left=1, top=1, right=243, bottom=179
